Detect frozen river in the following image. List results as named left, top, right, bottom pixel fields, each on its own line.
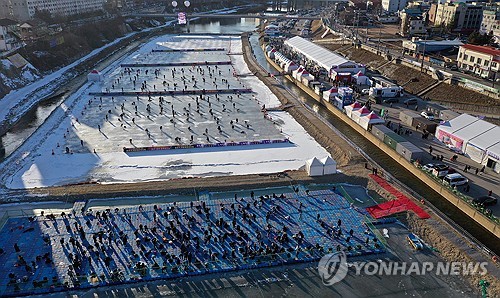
left=3, top=34, right=328, bottom=188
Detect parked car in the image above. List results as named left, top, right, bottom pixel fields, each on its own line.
left=472, top=196, right=498, bottom=206
left=361, top=88, right=370, bottom=95
left=431, top=164, right=449, bottom=178
left=443, top=173, right=468, bottom=187
left=422, top=163, right=435, bottom=172
left=420, top=111, right=435, bottom=120
left=382, top=97, right=399, bottom=103
left=407, top=233, right=423, bottom=250
left=403, top=98, right=418, bottom=105
left=446, top=143, right=464, bottom=155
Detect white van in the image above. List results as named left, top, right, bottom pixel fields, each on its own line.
left=443, top=173, right=468, bottom=187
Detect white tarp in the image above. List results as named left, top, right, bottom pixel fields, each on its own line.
left=305, top=157, right=323, bottom=176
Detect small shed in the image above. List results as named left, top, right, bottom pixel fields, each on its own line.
left=305, top=157, right=323, bottom=176
left=396, top=141, right=424, bottom=162
left=413, top=117, right=437, bottom=133
left=371, top=124, right=393, bottom=141
left=439, top=110, right=460, bottom=121
left=87, top=69, right=102, bottom=82
left=383, top=131, right=407, bottom=150
left=321, top=156, right=337, bottom=175
left=399, top=110, right=420, bottom=127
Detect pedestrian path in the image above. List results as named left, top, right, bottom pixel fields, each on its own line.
left=366, top=174, right=430, bottom=219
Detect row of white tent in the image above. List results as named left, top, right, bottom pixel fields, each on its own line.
left=305, top=156, right=337, bottom=176
left=435, top=114, right=499, bottom=171
left=345, top=102, right=385, bottom=130
left=266, top=48, right=299, bottom=73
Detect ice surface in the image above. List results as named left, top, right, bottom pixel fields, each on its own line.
left=3, top=35, right=329, bottom=189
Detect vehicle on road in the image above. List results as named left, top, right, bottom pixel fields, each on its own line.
left=403, top=98, right=418, bottom=105
left=420, top=111, right=435, bottom=120
left=422, top=163, right=435, bottom=172
left=446, top=143, right=464, bottom=155
left=361, top=88, right=370, bottom=95
left=407, top=233, right=423, bottom=250
left=443, top=173, right=468, bottom=187
left=382, top=97, right=399, bottom=103
left=472, top=196, right=498, bottom=206
left=431, top=164, right=449, bottom=178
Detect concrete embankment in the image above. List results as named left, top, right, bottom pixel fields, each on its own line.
left=258, top=39, right=499, bottom=239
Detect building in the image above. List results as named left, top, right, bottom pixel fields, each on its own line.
left=480, top=8, right=500, bottom=42
left=457, top=44, right=500, bottom=79
left=434, top=1, right=483, bottom=33
left=0, top=18, right=21, bottom=52
left=382, top=0, right=408, bottom=13
left=295, top=0, right=348, bottom=9
left=0, top=0, right=106, bottom=21
left=400, top=8, right=427, bottom=36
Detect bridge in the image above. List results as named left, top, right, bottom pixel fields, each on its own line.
left=128, top=13, right=321, bottom=20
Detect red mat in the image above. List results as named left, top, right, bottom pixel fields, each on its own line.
left=366, top=174, right=430, bottom=219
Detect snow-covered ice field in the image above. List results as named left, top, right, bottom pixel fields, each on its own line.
left=3, top=35, right=329, bottom=189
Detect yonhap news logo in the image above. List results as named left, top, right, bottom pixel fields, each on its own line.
left=318, top=252, right=489, bottom=286
left=317, top=251, right=348, bottom=286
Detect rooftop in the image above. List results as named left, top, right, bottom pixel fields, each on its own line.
left=460, top=44, right=500, bottom=58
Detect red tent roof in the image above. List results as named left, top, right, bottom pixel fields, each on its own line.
left=90, top=69, right=100, bottom=74
left=356, top=107, right=371, bottom=114
left=364, top=111, right=381, bottom=120
left=356, top=71, right=364, bottom=76
left=349, top=102, right=362, bottom=109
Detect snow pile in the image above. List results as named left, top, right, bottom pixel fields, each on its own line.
left=0, top=59, right=40, bottom=93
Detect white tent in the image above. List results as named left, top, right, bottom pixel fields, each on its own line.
left=321, top=156, right=337, bottom=175
left=305, top=157, right=323, bottom=176
left=435, top=114, right=479, bottom=144
left=284, top=36, right=359, bottom=73
left=322, top=87, right=338, bottom=101
left=359, top=111, right=385, bottom=130
left=351, top=106, right=371, bottom=123
left=465, top=126, right=500, bottom=163
left=451, top=120, right=496, bottom=152
left=344, top=101, right=362, bottom=118
left=284, top=61, right=299, bottom=73
left=353, top=71, right=370, bottom=85
left=87, top=69, right=102, bottom=82
left=485, top=142, right=500, bottom=173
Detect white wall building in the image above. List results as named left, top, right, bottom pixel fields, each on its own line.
left=382, top=0, right=408, bottom=13
left=457, top=44, right=500, bottom=80
left=0, top=0, right=106, bottom=21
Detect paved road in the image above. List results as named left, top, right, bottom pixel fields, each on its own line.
left=363, top=95, right=500, bottom=217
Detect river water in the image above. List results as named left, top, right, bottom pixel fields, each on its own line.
left=0, top=17, right=497, bottom=253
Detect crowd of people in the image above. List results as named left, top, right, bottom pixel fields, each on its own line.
left=0, top=189, right=382, bottom=295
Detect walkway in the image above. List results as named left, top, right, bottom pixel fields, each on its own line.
left=366, top=174, right=430, bottom=219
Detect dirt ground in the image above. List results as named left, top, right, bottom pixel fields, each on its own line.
left=365, top=24, right=400, bottom=39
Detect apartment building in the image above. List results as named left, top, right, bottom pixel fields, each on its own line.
left=382, top=0, right=408, bottom=13
left=400, top=8, right=426, bottom=36
left=457, top=44, right=500, bottom=79
left=0, top=0, right=106, bottom=21
left=434, top=1, right=483, bottom=33
left=0, top=18, right=22, bottom=52
left=480, top=8, right=500, bottom=42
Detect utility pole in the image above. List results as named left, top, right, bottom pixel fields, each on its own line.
left=420, top=34, right=427, bottom=72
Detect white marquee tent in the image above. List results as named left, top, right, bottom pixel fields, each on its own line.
left=305, top=157, right=323, bottom=176
left=320, top=156, right=337, bottom=175
left=464, top=126, right=500, bottom=164
left=359, top=112, right=385, bottom=130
